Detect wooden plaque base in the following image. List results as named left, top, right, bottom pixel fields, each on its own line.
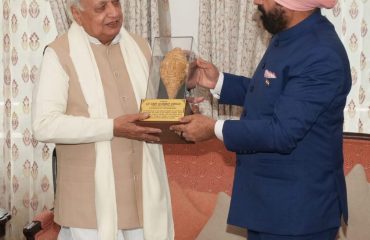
left=136, top=121, right=193, bottom=144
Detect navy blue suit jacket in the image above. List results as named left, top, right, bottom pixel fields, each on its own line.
left=221, top=10, right=351, bottom=235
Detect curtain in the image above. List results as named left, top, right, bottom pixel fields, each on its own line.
left=198, top=0, right=370, bottom=133
left=323, top=1, right=370, bottom=134
left=49, top=0, right=170, bottom=42
left=0, top=0, right=58, bottom=239
left=122, top=0, right=170, bottom=43
left=157, top=0, right=171, bottom=37
left=49, top=0, right=71, bottom=35
left=197, top=0, right=270, bottom=119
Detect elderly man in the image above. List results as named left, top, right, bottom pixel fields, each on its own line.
left=171, top=0, right=351, bottom=239
left=32, top=0, right=174, bottom=239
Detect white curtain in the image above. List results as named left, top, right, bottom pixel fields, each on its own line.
left=197, top=0, right=270, bottom=119
left=49, top=0, right=71, bottom=35
left=0, top=0, right=58, bottom=239
left=323, top=1, right=370, bottom=134
left=49, top=0, right=170, bottom=42
left=122, top=0, right=171, bottom=43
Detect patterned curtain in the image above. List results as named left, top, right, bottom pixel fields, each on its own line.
left=198, top=0, right=370, bottom=133
left=49, top=0, right=170, bottom=43
left=197, top=0, right=270, bottom=119
left=323, top=1, right=370, bottom=134
left=0, top=0, right=58, bottom=239
left=0, top=0, right=169, bottom=239
left=49, top=0, right=71, bottom=35
left=122, top=0, right=171, bottom=44
left=157, top=0, right=171, bottom=37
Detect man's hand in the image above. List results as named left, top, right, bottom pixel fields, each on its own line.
left=114, top=113, right=161, bottom=142
left=187, top=58, right=220, bottom=90
left=169, top=114, right=216, bottom=142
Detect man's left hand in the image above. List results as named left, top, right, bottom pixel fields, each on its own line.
left=170, top=114, right=216, bottom=142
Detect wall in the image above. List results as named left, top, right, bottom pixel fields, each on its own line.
left=169, top=0, right=199, bottom=52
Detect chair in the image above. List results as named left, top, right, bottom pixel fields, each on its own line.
left=23, top=150, right=60, bottom=240
left=23, top=210, right=60, bottom=240
left=0, top=208, right=11, bottom=239
left=22, top=134, right=370, bottom=240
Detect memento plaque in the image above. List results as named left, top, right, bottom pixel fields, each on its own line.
left=137, top=37, right=195, bottom=144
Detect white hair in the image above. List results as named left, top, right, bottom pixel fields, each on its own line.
left=66, top=0, right=84, bottom=21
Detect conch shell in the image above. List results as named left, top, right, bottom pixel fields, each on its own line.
left=160, top=48, right=188, bottom=99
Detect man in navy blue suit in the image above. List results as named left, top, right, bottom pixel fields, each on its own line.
left=170, top=0, right=351, bottom=239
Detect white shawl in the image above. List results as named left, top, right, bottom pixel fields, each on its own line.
left=68, top=22, right=174, bottom=240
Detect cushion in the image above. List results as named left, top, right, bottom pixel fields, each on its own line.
left=33, top=210, right=55, bottom=229
left=196, top=192, right=247, bottom=240
left=338, top=164, right=370, bottom=240
left=184, top=189, right=218, bottom=217
left=169, top=180, right=209, bottom=240
left=34, top=223, right=60, bottom=240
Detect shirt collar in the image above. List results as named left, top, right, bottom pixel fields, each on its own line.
left=86, top=31, right=121, bottom=45
left=273, top=9, right=323, bottom=41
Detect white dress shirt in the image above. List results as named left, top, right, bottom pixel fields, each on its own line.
left=210, top=72, right=225, bottom=141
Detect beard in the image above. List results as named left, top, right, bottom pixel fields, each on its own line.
left=258, top=5, right=287, bottom=35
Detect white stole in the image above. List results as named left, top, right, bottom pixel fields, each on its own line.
left=68, top=22, right=174, bottom=240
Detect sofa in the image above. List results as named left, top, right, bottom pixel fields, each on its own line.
left=337, top=134, right=370, bottom=240
left=163, top=134, right=370, bottom=240
left=164, top=139, right=244, bottom=240
left=21, top=134, right=370, bottom=240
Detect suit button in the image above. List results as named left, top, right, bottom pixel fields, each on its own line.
left=241, top=110, right=246, bottom=117
left=262, top=63, right=266, bottom=69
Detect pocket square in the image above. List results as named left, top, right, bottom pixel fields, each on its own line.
left=264, top=69, right=277, bottom=79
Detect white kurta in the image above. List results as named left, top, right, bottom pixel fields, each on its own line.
left=32, top=22, right=174, bottom=240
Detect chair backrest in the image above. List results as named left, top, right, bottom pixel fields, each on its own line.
left=23, top=210, right=60, bottom=240
left=0, top=208, right=11, bottom=238
left=52, top=149, right=57, bottom=195
left=338, top=133, right=370, bottom=240
left=163, top=139, right=235, bottom=195
left=23, top=148, right=59, bottom=240
left=343, top=133, right=370, bottom=180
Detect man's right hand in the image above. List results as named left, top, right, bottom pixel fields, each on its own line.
left=113, top=113, right=161, bottom=142
left=187, top=58, right=219, bottom=90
